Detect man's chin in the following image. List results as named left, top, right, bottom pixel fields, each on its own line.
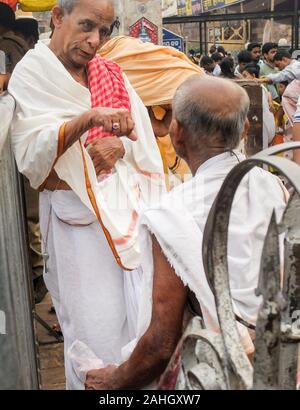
left=75, top=51, right=95, bottom=65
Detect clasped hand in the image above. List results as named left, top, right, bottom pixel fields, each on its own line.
left=88, top=107, right=137, bottom=175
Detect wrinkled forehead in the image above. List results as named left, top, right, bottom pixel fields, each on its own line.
left=68, top=0, right=114, bottom=25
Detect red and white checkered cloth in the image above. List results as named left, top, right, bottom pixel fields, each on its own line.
left=85, top=55, right=131, bottom=147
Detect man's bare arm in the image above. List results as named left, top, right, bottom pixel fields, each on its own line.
left=85, top=236, right=188, bottom=390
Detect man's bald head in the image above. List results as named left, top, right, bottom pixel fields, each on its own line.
left=172, top=75, right=250, bottom=151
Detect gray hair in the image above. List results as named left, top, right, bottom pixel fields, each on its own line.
left=57, top=0, right=114, bottom=14
left=57, top=0, right=80, bottom=13
left=173, top=80, right=250, bottom=150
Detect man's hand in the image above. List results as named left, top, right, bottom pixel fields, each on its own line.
left=257, top=77, right=271, bottom=84
left=91, top=107, right=137, bottom=141
left=88, top=136, right=125, bottom=176
left=85, top=365, right=118, bottom=390
left=148, top=106, right=173, bottom=138
left=56, top=107, right=137, bottom=157
left=0, top=73, right=10, bottom=94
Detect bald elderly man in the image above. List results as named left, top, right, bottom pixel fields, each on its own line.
left=85, top=76, right=288, bottom=390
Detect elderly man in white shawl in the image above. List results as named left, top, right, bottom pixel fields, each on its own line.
left=8, top=0, right=165, bottom=389
left=85, top=75, right=289, bottom=390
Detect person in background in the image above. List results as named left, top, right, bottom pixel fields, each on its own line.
left=271, top=81, right=292, bottom=157
left=292, top=94, right=300, bottom=165
left=259, top=42, right=279, bottom=101
left=209, top=45, right=216, bottom=56
left=188, top=49, right=198, bottom=65
left=278, top=81, right=289, bottom=99
left=275, top=81, right=289, bottom=130
left=211, top=52, right=222, bottom=76
left=262, top=50, right=300, bottom=85
left=243, top=62, right=276, bottom=146
left=200, top=55, right=215, bottom=75
left=220, top=57, right=236, bottom=79
left=279, top=80, right=300, bottom=161
left=14, top=18, right=39, bottom=50
left=235, top=50, right=252, bottom=78
left=217, top=45, right=226, bottom=58
left=0, top=2, right=28, bottom=92
left=247, top=42, right=261, bottom=64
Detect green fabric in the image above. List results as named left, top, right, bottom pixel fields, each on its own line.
left=259, top=61, right=279, bottom=100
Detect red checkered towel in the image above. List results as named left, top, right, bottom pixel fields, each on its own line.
left=85, top=55, right=131, bottom=146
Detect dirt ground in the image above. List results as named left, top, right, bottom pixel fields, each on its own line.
left=35, top=293, right=65, bottom=390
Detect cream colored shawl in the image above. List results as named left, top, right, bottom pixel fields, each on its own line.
left=99, top=36, right=204, bottom=106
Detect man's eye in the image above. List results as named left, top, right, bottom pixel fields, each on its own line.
left=82, top=22, right=92, bottom=31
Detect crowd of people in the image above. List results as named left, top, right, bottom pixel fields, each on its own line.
left=197, top=41, right=300, bottom=156
left=0, top=0, right=299, bottom=390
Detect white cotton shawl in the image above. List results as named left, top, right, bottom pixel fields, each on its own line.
left=8, top=41, right=165, bottom=270
left=123, top=151, right=288, bottom=358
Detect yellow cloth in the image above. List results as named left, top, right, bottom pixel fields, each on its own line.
left=19, top=0, right=55, bottom=11
left=156, top=135, right=191, bottom=190
left=151, top=107, right=191, bottom=190
left=99, top=36, right=203, bottom=186
left=99, top=36, right=204, bottom=106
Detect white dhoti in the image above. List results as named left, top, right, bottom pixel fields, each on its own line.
left=40, top=190, right=141, bottom=389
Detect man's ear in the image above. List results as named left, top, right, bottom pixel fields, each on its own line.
left=51, top=6, right=65, bottom=29
left=170, top=118, right=184, bottom=145
left=241, top=117, right=250, bottom=141
left=170, top=118, right=187, bottom=158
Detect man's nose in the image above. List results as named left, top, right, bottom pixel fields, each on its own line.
left=87, top=30, right=101, bottom=49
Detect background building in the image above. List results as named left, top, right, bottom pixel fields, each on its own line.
left=163, top=0, right=299, bottom=54
left=113, top=0, right=163, bottom=44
